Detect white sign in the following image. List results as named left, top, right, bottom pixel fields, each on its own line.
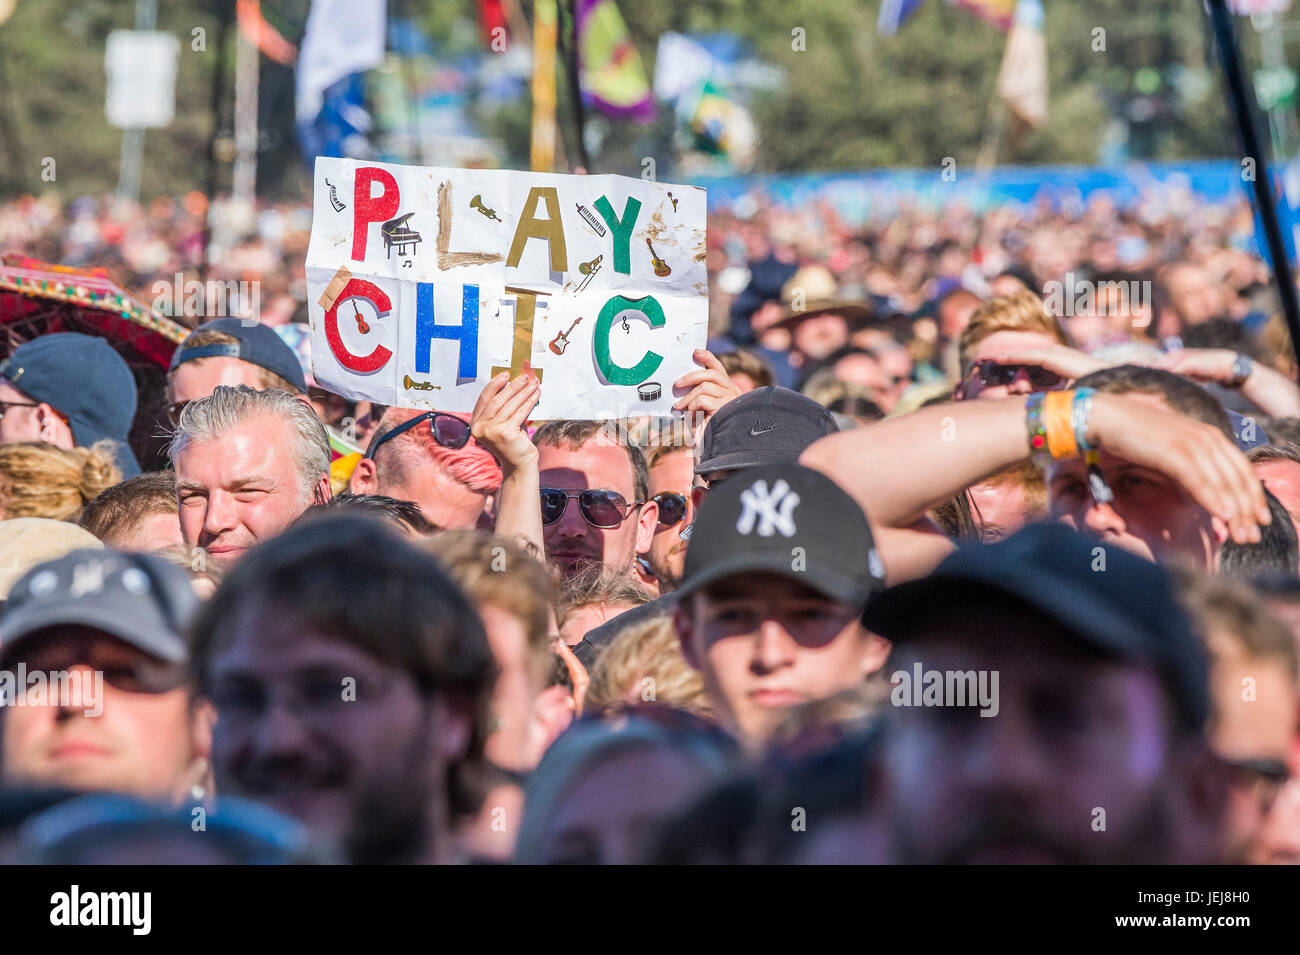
left=105, top=31, right=180, bottom=129
left=305, top=158, right=708, bottom=419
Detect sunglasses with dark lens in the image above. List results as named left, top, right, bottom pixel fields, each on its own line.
left=364, top=411, right=471, bottom=459
left=540, top=488, right=643, bottom=528
left=972, top=360, right=1064, bottom=390
left=15, top=643, right=189, bottom=696
left=652, top=491, right=689, bottom=527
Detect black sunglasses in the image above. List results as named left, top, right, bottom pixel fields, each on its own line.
left=164, top=399, right=189, bottom=429
left=652, top=491, right=689, bottom=527
left=13, top=643, right=189, bottom=696
left=365, top=411, right=471, bottom=459
left=540, top=488, right=643, bottom=528
left=971, top=360, right=1063, bottom=390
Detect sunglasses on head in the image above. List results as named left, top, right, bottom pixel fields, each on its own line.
left=971, top=360, right=1063, bottom=390
left=364, top=411, right=471, bottom=459
left=540, top=488, right=643, bottom=528
left=652, top=491, right=690, bottom=528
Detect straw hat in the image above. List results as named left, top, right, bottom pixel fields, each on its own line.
left=775, top=265, right=874, bottom=328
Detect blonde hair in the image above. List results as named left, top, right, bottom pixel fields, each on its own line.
left=959, top=289, right=1069, bottom=369
left=585, top=616, right=711, bottom=716
left=421, top=530, right=557, bottom=684
left=0, top=441, right=123, bottom=522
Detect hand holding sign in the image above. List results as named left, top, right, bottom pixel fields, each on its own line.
left=305, top=159, right=708, bottom=420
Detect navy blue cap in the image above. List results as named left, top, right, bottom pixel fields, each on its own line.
left=169, top=318, right=307, bottom=393
left=0, top=333, right=140, bottom=476
left=862, top=523, right=1209, bottom=732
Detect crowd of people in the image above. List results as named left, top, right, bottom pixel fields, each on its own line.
left=1, top=177, right=1299, bottom=865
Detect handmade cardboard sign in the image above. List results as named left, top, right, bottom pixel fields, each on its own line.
left=305, top=158, right=708, bottom=419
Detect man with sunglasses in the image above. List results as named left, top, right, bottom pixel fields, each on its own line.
left=349, top=405, right=501, bottom=531
left=534, top=420, right=659, bottom=583
left=0, top=550, right=213, bottom=805
left=952, top=290, right=1075, bottom=401
left=642, top=442, right=696, bottom=594
left=0, top=332, right=141, bottom=476
left=672, top=462, right=890, bottom=749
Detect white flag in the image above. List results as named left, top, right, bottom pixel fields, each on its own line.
left=296, top=0, right=387, bottom=124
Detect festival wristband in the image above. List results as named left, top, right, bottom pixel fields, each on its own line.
left=1071, top=386, right=1096, bottom=453
left=1043, top=389, right=1078, bottom=459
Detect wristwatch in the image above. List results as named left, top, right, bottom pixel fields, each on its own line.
left=1229, top=353, right=1254, bottom=388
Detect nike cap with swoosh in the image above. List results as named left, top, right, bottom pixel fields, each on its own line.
left=696, top=387, right=839, bottom=476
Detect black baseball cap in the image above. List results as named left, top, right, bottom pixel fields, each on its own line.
left=861, top=523, right=1208, bottom=731
left=0, top=550, right=199, bottom=667
left=169, top=318, right=307, bottom=393
left=0, top=333, right=140, bottom=476
left=676, top=462, right=886, bottom=608
left=696, top=387, right=839, bottom=476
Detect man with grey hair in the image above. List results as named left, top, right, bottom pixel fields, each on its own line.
left=171, top=385, right=331, bottom=566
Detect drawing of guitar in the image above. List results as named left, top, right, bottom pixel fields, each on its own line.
left=549, top=317, right=583, bottom=355
left=646, top=238, right=671, bottom=277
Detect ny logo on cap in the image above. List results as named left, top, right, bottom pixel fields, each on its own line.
left=737, top=479, right=799, bottom=537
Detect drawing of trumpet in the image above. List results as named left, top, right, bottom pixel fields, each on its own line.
left=403, top=374, right=441, bottom=391
left=470, top=194, right=502, bottom=221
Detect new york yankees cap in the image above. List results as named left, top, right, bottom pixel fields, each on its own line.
left=675, top=462, right=886, bottom=608
left=696, top=387, right=839, bottom=476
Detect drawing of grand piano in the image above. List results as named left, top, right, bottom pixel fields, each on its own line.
left=382, top=212, right=421, bottom=265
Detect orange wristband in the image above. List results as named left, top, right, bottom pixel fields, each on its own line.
left=1043, top=390, right=1078, bottom=459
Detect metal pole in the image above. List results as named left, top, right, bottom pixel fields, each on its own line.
left=1206, top=0, right=1300, bottom=374
left=231, top=0, right=259, bottom=202
left=115, top=0, right=158, bottom=201
left=202, top=1, right=235, bottom=285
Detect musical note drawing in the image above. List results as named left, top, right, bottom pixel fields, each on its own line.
left=352, top=300, right=369, bottom=335
left=646, top=238, right=671, bottom=277
left=667, top=192, right=678, bottom=213
left=326, top=178, right=346, bottom=212
left=470, top=195, right=502, bottom=221
left=549, top=317, right=583, bottom=355
left=621, top=316, right=631, bottom=334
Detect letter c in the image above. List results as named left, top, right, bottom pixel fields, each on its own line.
left=325, top=279, right=393, bottom=374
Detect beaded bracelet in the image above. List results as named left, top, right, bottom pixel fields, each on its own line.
left=1026, top=392, right=1049, bottom=466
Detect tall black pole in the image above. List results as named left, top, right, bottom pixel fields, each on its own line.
left=1206, top=0, right=1300, bottom=374
left=562, top=0, right=591, bottom=171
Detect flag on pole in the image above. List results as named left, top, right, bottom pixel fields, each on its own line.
left=996, top=0, right=1047, bottom=127
left=576, top=0, right=654, bottom=122
left=878, top=0, right=928, bottom=36
left=295, top=0, right=387, bottom=125
left=531, top=0, right=558, bottom=171
left=948, top=0, right=1016, bottom=31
